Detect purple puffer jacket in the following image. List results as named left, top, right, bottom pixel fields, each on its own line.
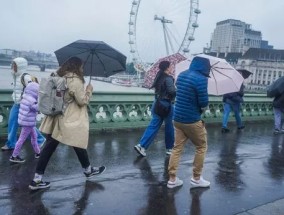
left=18, top=82, right=39, bottom=127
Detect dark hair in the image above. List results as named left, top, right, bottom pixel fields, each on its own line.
left=57, top=57, right=84, bottom=83
left=150, top=61, right=171, bottom=89
left=158, top=61, right=170, bottom=72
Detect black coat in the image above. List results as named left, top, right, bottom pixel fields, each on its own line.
left=273, top=93, right=284, bottom=109
left=223, top=84, right=245, bottom=104
left=152, top=71, right=176, bottom=101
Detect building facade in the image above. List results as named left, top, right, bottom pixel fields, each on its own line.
left=236, top=48, right=284, bottom=91
left=210, top=19, right=270, bottom=53
left=205, top=48, right=284, bottom=92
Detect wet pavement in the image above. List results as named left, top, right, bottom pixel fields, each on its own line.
left=0, top=122, right=284, bottom=215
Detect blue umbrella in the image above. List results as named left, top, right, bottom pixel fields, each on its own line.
left=55, top=40, right=127, bottom=78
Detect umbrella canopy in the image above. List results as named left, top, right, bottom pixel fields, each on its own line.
left=143, top=53, right=186, bottom=88
left=55, top=40, right=126, bottom=77
left=175, top=54, right=244, bottom=95
left=267, top=76, right=284, bottom=97
left=237, top=69, right=252, bottom=79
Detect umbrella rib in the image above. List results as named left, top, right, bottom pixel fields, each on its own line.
left=211, top=67, right=235, bottom=79
left=210, top=68, right=219, bottom=95
left=96, top=51, right=125, bottom=69
left=213, top=66, right=235, bottom=70
left=62, top=49, right=91, bottom=60
left=83, top=53, right=92, bottom=72
left=93, top=52, right=107, bottom=77
left=211, top=67, right=240, bottom=90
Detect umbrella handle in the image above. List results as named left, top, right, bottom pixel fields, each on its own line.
left=89, top=76, right=91, bottom=84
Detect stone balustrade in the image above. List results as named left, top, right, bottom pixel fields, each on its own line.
left=0, top=89, right=273, bottom=135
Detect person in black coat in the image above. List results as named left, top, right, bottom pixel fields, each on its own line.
left=221, top=84, right=245, bottom=133
left=134, top=61, right=176, bottom=157
left=272, top=93, right=284, bottom=134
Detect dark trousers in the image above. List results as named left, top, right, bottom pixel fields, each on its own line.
left=36, top=134, right=90, bottom=175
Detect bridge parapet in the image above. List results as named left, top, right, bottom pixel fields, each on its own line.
left=0, top=90, right=273, bottom=135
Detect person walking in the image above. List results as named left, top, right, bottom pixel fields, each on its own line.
left=272, top=91, right=284, bottom=134
left=10, top=82, right=41, bottom=163
left=29, top=57, right=106, bottom=190
left=134, top=61, right=176, bottom=157
left=167, top=56, right=211, bottom=189
left=1, top=57, right=45, bottom=151
left=221, top=84, right=245, bottom=133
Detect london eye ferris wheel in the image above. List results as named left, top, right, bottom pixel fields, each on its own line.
left=128, top=0, right=201, bottom=73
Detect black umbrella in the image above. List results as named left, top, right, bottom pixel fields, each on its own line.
left=55, top=40, right=127, bottom=78
left=237, top=69, right=252, bottom=79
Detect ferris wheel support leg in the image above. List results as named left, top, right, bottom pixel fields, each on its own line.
left=162, top=23, right=170, bottom=56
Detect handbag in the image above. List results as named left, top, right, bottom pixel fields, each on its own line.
left=154, top=98, right=171, bottom=118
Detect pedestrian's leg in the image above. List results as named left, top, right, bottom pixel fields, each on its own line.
left=5, top=104, right=20, bottom=149
left=281, top=109, right=284, bottom=130
left=233, top=103, right=243, bottom=128
left=73, top=147, right=90, bottom=169
left=168, top=122, right=188, bottom=180
left=187, top=120, right=208, bottom=180
left=35, top=134, right=59, bottom=175
left=73, top=147, right=106, bottom=178
left=30, top=127, right=40, bottom=154
left=139, top=102, right=163, bottom=149
left=164, top=105, right=175, bottom=149
left=164, top=104, right=174, bottom=150
left=12, top=127, right=31, bottom=157
left=222, top=103, right=231, bottom=128
left=274, top=107, right=282, bottom=130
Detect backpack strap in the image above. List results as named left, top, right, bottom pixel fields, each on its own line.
left=21, top=73, right=29, bottom=87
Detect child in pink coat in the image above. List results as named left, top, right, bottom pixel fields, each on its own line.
left=10, top=82, right=40, bottom=163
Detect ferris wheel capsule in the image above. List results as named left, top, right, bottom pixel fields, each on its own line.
left=192, top=23, right=199, bottom=28
left=194, top=8, right=201, bottom=14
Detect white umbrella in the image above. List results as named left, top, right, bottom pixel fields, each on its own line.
left=175, top=54, right=244, bottom=95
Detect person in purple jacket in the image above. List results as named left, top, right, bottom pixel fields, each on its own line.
left=10, top=82, right=40, bottom=163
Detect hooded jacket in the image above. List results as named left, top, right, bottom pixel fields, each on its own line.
left=174, top=56, right=210, bottom=123
left=18, top=82, right=39, bottom=127
left=11, top=57, right=32, bottom=104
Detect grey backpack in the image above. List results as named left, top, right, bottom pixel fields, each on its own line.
left=39, top=73, right=67, bottom=116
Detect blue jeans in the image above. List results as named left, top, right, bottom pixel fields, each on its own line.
left=273, top=107, right=284, bottom=130
left=140, top=100, right=174, bottom=150
left=5, top=104, right=45, bottom=149
left=222, top=102, right=242, bottom=128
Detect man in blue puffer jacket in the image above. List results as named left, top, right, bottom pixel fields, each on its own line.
left=167, top=56, right=211, bottom=189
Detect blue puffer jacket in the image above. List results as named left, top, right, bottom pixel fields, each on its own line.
left=174, top=56, right=210, bottom=123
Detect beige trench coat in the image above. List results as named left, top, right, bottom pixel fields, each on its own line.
left=40, top=73, right=92, bottom=149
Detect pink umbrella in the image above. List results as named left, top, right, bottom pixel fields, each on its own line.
left=175, top=54, right=244, bottom=95
left=143, top=53, right=187, bottom=88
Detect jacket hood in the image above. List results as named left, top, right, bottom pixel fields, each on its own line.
left=24, top=82, right=39, bottom=99
left=189, top=56, right=211, bottom=77
left=12, top=57, right=28, bottom=76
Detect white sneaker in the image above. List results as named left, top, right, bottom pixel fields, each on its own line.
left=166, top=149, right=173, bottom=155
left=190, top=176, right=210, bottom=188
left=167, top=177, right=183, bottom=189
left=134, top=144, right=146, bottom=157
left=1, top=145, right=14, bottom=151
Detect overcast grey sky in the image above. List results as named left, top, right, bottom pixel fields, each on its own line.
left=0, top=0, right=283, bottom=62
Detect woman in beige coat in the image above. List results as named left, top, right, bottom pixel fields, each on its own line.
left=29, top=57, right=106, bottom=190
